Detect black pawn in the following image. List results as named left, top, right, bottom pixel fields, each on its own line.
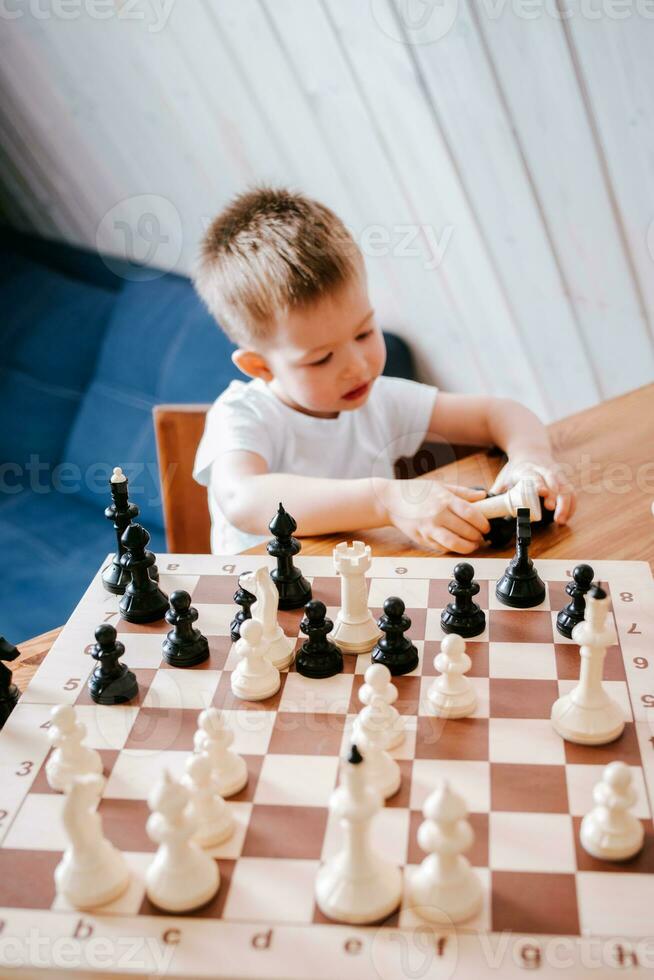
left=296, top=600, right=343, bottom=678
left=162, top=590, right=210, bottom=668
left=495, top=508, right=546, bottom=608
left=440, top=562, right=486, bottom=638
left=88, top=623, right=138, bottom=705
left=230, top=583, right=257, bottom=641
left=118, top=523, right=169, bottom=624
left=557, top=564, right=595, bottom=639
left=372, top=597, right=419, bottom=676
left=102, top=467, right=139, bottom=595
left=267, top=503, right=312, bottom=610
left=0, top=636, right=21, bottom=729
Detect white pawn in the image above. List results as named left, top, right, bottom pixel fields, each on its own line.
left=241, top=566, right=295, bottom=670
left=357, top=663, right=405, bottom=749
left=184, top=753, right=234, bottom=848
left=55, top=773, right=130, bottom=909
left=427, top=635, right=477, bottom=718
left=231, top=619, right=280, bottom=701
left=145, top=770, right=219, bottom=913
left=355, top=696, right=401, bottom=799
left=408, top=780, right=482, bottom=924
left=194, top=707, right=248, bottom=798
left=315, top=744, right=402, bottom=924
left=580, top=761, right=644, bottom=861
left=46, top=705, right=103, bottom=792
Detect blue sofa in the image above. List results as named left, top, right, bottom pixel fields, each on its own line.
left=0, top=229, right=416, bottom=642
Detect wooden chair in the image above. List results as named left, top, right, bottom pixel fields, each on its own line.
left=153, top=405, right=212, bottom=553
left=153, top=403, right=493, bottom=554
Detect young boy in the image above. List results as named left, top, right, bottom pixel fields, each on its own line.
left=193, top=187, right=574, bottom=555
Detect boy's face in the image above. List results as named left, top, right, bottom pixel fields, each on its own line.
left=237, top=271, right=387, bottom=418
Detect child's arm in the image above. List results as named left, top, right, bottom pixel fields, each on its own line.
left=427, top=393, right=576, bottom=523
left=211, top=450, right=491, bottom=553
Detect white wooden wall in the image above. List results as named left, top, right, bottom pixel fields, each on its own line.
left=2, top=0, right=654, bottom=421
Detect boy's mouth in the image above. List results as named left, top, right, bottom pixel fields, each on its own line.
left=342, top=380, right=371, bottom=401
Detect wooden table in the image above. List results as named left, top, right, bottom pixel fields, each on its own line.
left=13, top=382, right=654, bottom=693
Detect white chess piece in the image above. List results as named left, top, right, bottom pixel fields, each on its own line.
left=315, top=744, right=402, bottom=924
left=145, top=770, right=220, bottom=912
left=230, top=619, right=281, bottom=701
left=45, top=705, right=103, bottom=792
left=331, top=541, right=382, bottom=654
left=551, top=586, right=625, bottom=744
left=184, top=753, right=234, bottom=848
left=427, top=635, right=477, bottom=718
left=580, top=761, right=644, bottom=861
left=241, top=566, right=295, bottom=670
left=54, top=773, right=129, bottom=909
left=408, top=780, right=483, bottom=924
left=194, top=707, right=248, bottom=798
left=355, top=696, right=401, bottom=799
left=357, top=663, right=405, bottom=749
left=473, top=477, right=542, bottom=522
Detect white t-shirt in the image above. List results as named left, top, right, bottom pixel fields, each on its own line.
left=193, top=375, right=437, bottom=554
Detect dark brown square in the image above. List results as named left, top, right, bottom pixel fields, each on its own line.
left=489, top=610, right=554, bottom=644
left=554, top=643, right=625, bottom=682
left=76, top=668, right=157, bottom=707
left=243, top=805, right=328, bottom=859
left=490, top=679, right=559, bottom=719
left=160, top=636, right=231, bottom=671
left=386, top=759, right=413, bottom=809
left=0, top=850, right=61, bottom=908
left=547, top=581, right=572, bottom=612
left=212, top=671, right=287, bottom=711
left=124, top=706, right=199, bottom=751
left=564, top=722, right=641, bottom=765
left=191, top=575, right=240, bottom=604
left=98, top=798, right=155, bottom=851
left=31, top=749, right=120, bottom=795
left=415, top=717, right=488, bottom=761
left=268, top=713, right=346, bottom=756
left=491, top=763, right=568, bottom=813
left=139, top=858, right=234, bottom=918
left=229, top=755, right=264, bottom=803
left=429, top=578, right=489, bottom=609
left=423, top=641, right=489, bottom=677
left=347, top=675, right=421, bottom=715
left=572, top=817, right=654, bottom=873
left=311, top=576, right=348, bottom=607
left=408, top=810, right=488, bottom=866
left=491, top=871, right=579, bottom=935
left=371, top=607, right=426, bottom=641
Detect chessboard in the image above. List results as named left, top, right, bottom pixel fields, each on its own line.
left=1, top=552, right=654, bottom=979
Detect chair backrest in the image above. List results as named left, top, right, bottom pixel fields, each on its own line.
left=153, top=405, right=211, bottom=553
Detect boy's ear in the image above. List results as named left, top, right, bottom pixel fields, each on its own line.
left=231, top=348, right=274, bottom=382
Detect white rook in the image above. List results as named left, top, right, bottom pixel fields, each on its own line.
left=331, top=541, right=381, bottom=654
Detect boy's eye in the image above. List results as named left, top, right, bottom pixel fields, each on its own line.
left=307, top=352, right=333, bottom=367
left=356, top=329, right=373, bottom=341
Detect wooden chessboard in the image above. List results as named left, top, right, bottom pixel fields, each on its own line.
left=1, top=552, right=653, bottom=979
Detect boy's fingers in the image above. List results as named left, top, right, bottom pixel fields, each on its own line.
left=427, top=527, right=480, bottom=555
left=441, top=512, right=485, bottom=545
left=450, top=496, right=491, bottom=535
left=446, top=484, right=487, bottom=502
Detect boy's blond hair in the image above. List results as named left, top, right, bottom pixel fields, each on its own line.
left=194, top=186, right=361, bottom=347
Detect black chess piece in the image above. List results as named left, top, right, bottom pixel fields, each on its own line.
left=88, top=624, right=138, bottom=705
left=162, top=590, right=210, bottom=668
left=0, top=636, right=21, bottom=729
left=495, top=508, right=546, bottom=608
left=230, top=582, right=256, bottom=641
left=556, top=564, right=595, bottom=638
left=440, top=562, right=486, bottom=638
left=267, top=503, right=312, bottom=610
left=102, top=468, right=160, bottom=595
left=372, top=597, right=419, bottom=676
left=118, top=523, right=169, bottom=624
left=296, top=600, right=343, bottom=678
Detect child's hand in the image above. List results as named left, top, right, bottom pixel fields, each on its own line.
left=380, top=480, right=491, bottom=554
left=490, top=455, right=576, bottom=524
